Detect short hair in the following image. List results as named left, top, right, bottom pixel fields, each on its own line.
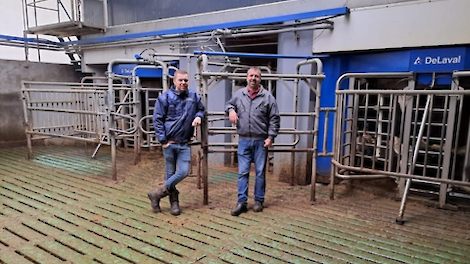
left=174, top=69, right=188, bottom=77
left=248, top=67, right=261, bottom=76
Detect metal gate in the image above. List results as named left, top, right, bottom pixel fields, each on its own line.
left=21, top=59, right=175, bottom=180
left=196, top=52, right=327, bottom=204
left=331, top=72, right=470, bottom=223
left=21, top=78, right=138, bottom=180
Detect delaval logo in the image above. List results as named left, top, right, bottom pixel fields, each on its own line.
left=410, top=48, right=466, bottom=72
left=413, top=55, right=461, bottom=66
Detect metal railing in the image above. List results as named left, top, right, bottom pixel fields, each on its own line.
left=330, top=72, right=470, bottom=224
left=23, top=0, right=107, bottom=29
left=22, top=78, right=138, bottom=180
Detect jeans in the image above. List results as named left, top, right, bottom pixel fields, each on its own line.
left=162, top=143, right=191, bottom=191
left=237, top=139, right=268, bottom=205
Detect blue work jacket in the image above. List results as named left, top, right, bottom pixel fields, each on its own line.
left=153, top=86, right=205, bottom=144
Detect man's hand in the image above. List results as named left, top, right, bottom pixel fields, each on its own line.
left=163, top=142, right=170, bottom=148
left=192, top=116, right=201, bottom=127
left=264, top=138, right=273, bottom=147
left=229, top=110, right=238, bottom=125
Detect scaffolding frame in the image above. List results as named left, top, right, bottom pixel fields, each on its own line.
left=23, top=0, right=107, bottom=36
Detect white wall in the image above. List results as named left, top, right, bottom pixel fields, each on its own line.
left=312, top=0, right=470, bottom=53
left=0, top=0, right=70, bottom=64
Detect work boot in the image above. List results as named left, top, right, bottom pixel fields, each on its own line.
left=231, top=203, right=247, bottom=216
left=169, top=189, right=181, bottom=216
left=253, top=201, right=263, bottom=212
left=148, top=186, right=170, bottom=213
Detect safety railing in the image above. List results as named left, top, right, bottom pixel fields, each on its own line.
left=23, top=0, right=107, bottom=32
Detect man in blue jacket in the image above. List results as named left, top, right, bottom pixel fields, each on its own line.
left=148, top=69, right=205, bottom=216
left=225, top=67, right=280, bottom=216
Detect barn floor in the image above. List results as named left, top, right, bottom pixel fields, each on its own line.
left=0, top=145, right=469, bottom=264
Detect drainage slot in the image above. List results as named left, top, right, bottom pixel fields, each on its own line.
left=4, top=227, right=29, bottom=242
left=35, top=244, right=67, bottom=261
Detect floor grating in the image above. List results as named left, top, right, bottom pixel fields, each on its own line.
left=0, top=145, right=469, bottom=263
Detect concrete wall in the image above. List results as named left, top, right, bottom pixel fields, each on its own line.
left=274, top=29, right=316, bottom=185
left=0, top=60, right=82, bottom=147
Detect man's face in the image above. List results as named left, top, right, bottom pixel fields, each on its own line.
left=246, top=68, right=261, bottom=90
left=173, top=73, right=189, bottom=93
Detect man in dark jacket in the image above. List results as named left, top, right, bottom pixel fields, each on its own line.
left=225, top=67, right=280, bottom=216
left=148, top=69, right=205, bottom=215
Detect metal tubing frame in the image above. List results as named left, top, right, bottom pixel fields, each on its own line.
left=107, top=59, right=154, bottom=180
left=197, top=55, right=210, bottom=205
left=21, top=61, right=146, bottom=181
left=197, top=53, right=325, bottom=205
left=21, top=80, right=114, bottom=156
left=296, top=58, right=323, bottom=202
left=130, top=63, right=168, bottom=164
left=331, top=72, right=470, bottom=224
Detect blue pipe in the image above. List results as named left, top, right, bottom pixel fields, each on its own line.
left=0, top=34, right=63, bottom=46
left=194, top=51, right=328, bottom=59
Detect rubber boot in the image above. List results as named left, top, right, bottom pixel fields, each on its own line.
left=253, top=200, right=264, bottom=212
left=148, top=186, right=170, bottom=213
left=231, top=203, right=247, bottom=216
left=169, top=190, right=181, bottom=216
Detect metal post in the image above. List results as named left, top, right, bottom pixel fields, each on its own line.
left=396, top=94, right=431, bottom=224
left=71, top=0, right=76, bottom=22
left=198, top=55, right=210, bottom=205
left=22, top=82, right=33, bottom=159
left=291, top=72, right=298, bottom=186
left=133, top=75, right=141, bottom=164
left=107, top=73, right=117, bottom=180
left=102, top=0, right=108, bottom=28
left=295, top=58, right=323, bottom=201
left=330, top=92, right=345, bottom=200
left=439, top=94, right=458, bottom=207
left=197, top=150, right=202, bottom=189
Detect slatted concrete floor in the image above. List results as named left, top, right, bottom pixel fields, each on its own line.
left=1, top=145, right=470, bottom=263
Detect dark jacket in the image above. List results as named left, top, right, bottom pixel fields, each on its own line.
left=153, top=86, right=205, bottom=144
left=225, top=86, right=280, bottom=140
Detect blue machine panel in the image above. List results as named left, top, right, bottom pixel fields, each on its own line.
left=112, top=63, right=176, bottom=77
left=112, top=64, right=162, bottom=77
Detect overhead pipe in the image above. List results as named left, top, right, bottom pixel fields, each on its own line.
left=65, top=7, right=349, bottom=46
left=198, top=72, right=325, bottom=81
left=194, top=50, right=327, bottom=59
left=42, top=22, right=333, bottom=51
